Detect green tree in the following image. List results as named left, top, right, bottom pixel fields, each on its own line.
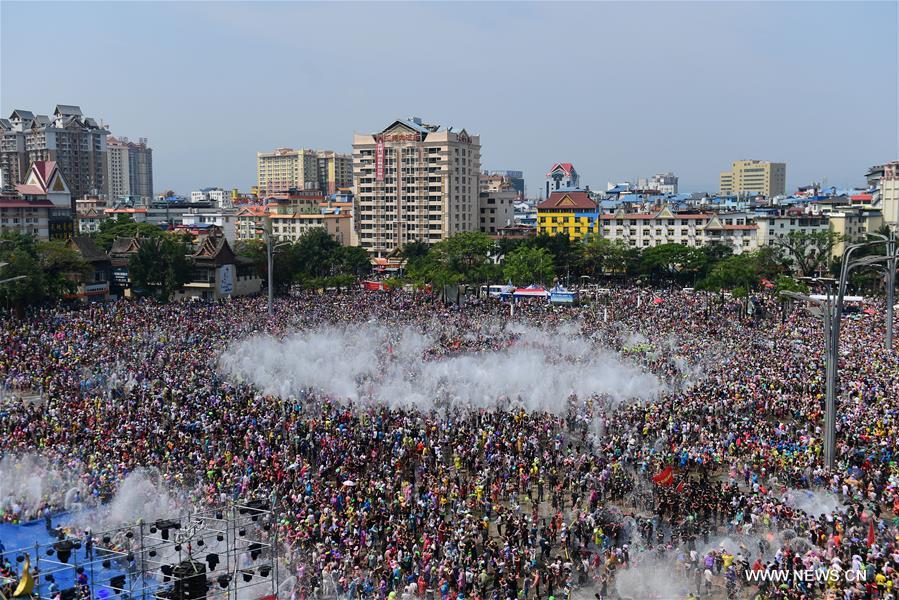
left=532, top=233, right=579, bottom=281
left=234, top=239, right=267, bottom=280
left=38, top=239, right=90, bottom=299
left=773, top=275, right=809, bottom=295
left=699, top=253, right=760, bottom=292
left=494, top=237, right=528, bottom=262
left=774, top=230, right=843, bottom=277
left=700, top=243, right=734, bottom=265
left=611, top=244, right=641, bottom=278
left=0, top=232, right=90, bottom=313
left=293, top=228, right=341, bottom=279
left=0, top=232, right=48, bottom=312
left=754, top=245, right=789, bottom=279
left=399, top=240, right=431, bottom=271
left=128, top=235, right=192, bottom=302
left=427, top=231, right=496, bottom=283
left=94, top=214, right=164, bottom=252
left=332, top=245, right=372, bottom=277
left=503, top=246, right=556, bottom=286
left=579, top=237, right=637, bottom=279
left=639, top=243, right=707, bottom=284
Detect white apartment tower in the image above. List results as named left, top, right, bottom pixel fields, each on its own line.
left=107, top=136, right=153, bottom=202
left=353, top=118, right=481, bottom=257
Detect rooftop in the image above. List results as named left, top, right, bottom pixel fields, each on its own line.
left=536, top=191, right=596, bottom=211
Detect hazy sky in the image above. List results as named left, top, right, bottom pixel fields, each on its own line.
left=2, top=1, right=896, bottom=196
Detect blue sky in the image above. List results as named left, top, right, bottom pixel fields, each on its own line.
left=2, top=1, right=896, bottom=196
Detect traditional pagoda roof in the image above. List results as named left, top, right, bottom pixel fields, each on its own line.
left=14, top=160, right=69, bottom=197
left=54, top=105, right=83, bottom=117
left=110, top=237, right=144, bottom=256
left=68, top=236, right=109, bottom=263
left=536, top=191, right=596, bottom=211
left=192, top=233, right=236, bottom=266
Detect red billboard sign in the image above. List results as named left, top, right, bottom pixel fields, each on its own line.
left=381, top=133, right=420, bottom=142
left=375, top=138, right=385, bottom=182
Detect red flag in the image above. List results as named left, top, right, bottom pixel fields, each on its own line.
left=675, top=479, right=685, bottom=493
left=867, top=519, right=875, bottom=547
left=652, top=466, right=674, bottom=487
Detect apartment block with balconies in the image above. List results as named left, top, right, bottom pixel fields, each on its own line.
left=353, top=117, right=480, bottom=257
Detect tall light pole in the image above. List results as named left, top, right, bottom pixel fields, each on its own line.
left=257, top=215, right=290, bottom=318
left=782, top=285, right=839, bottom=468
left=781, top=237, right=898, bottom=469
left=864, top=232, right=896, bottom=351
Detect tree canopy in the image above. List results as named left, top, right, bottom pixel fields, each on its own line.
left=234, top=228, right=373, bottom=293
left=774, top=230, right=843, bottom=278
left=127, top=235, right=192, bottom=302
left=503, top=246, right=555, bottom=286
left=0, top=231, right=89, bottom=312
left=94, top=214, right=164, bottom=252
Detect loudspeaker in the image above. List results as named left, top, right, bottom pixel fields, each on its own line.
left=171, top=560, right=207, bottom=600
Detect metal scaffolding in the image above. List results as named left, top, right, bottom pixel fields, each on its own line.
left=2, top=501, right=278, bottom=600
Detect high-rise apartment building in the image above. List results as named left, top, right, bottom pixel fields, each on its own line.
left=316, top=151, right=353, bottom=195
left=257, top=148, right=353, bottom=196
left=353, top=117, right=481, bottom=257
left=0, top=105, right=108, bottom=205
left=257, top=148, right=319, bottom=196
left=107, top=136, right=153, bottom=202
left=719, top=160, right=786, bottom=198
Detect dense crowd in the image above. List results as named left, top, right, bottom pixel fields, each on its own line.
left=1, top=287, right=898, bottom=600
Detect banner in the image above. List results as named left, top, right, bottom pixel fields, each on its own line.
left=652, top=466, right=674, bottom=486
left=219, top=264, right=234, bottom=295
left=362, top=280, right=387, bottom=291
left=375, top=138, right=385, bottom=182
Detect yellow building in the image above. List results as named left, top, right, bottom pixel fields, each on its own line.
left=719, top=159, right=786, bottom=198
left=536, top=191, right=600, bottom=240
left=257, top=148, right=319, bottom=196
left=822, top=207, right=883, bottom=257
left=257, top=148, right=353, bottom=197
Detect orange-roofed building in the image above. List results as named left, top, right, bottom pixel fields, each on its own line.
left=536, top=191, right=600, bottom=240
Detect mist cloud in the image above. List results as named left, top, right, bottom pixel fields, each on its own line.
left=218, top=324, right=662, bottom=413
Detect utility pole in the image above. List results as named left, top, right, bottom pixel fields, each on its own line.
left=257, top=214, right=289, bottom=318
left=782, top=236, right=899, bottom=469
left=266, top=216, right=274, bottom=317
left=868, top=232, right=896, bottom=351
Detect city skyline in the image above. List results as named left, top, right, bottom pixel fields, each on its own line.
left=2, top=1, right=896, bottom=196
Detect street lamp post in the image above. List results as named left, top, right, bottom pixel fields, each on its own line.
left=864, top=233, right=896, bottom=351
left=781, top=237, right=898, bottom=469
left=781, top=285, right=839, bottom=468
left=258, top=216, right=291, bottom=318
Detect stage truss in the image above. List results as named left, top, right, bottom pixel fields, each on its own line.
left=3, top=501, right=279, bottom=600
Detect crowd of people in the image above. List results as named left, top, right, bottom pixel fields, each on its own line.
left=1, top=286, right=898, bottom=600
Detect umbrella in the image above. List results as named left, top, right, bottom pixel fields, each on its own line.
left=342, top=480, right=356, bottom=487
